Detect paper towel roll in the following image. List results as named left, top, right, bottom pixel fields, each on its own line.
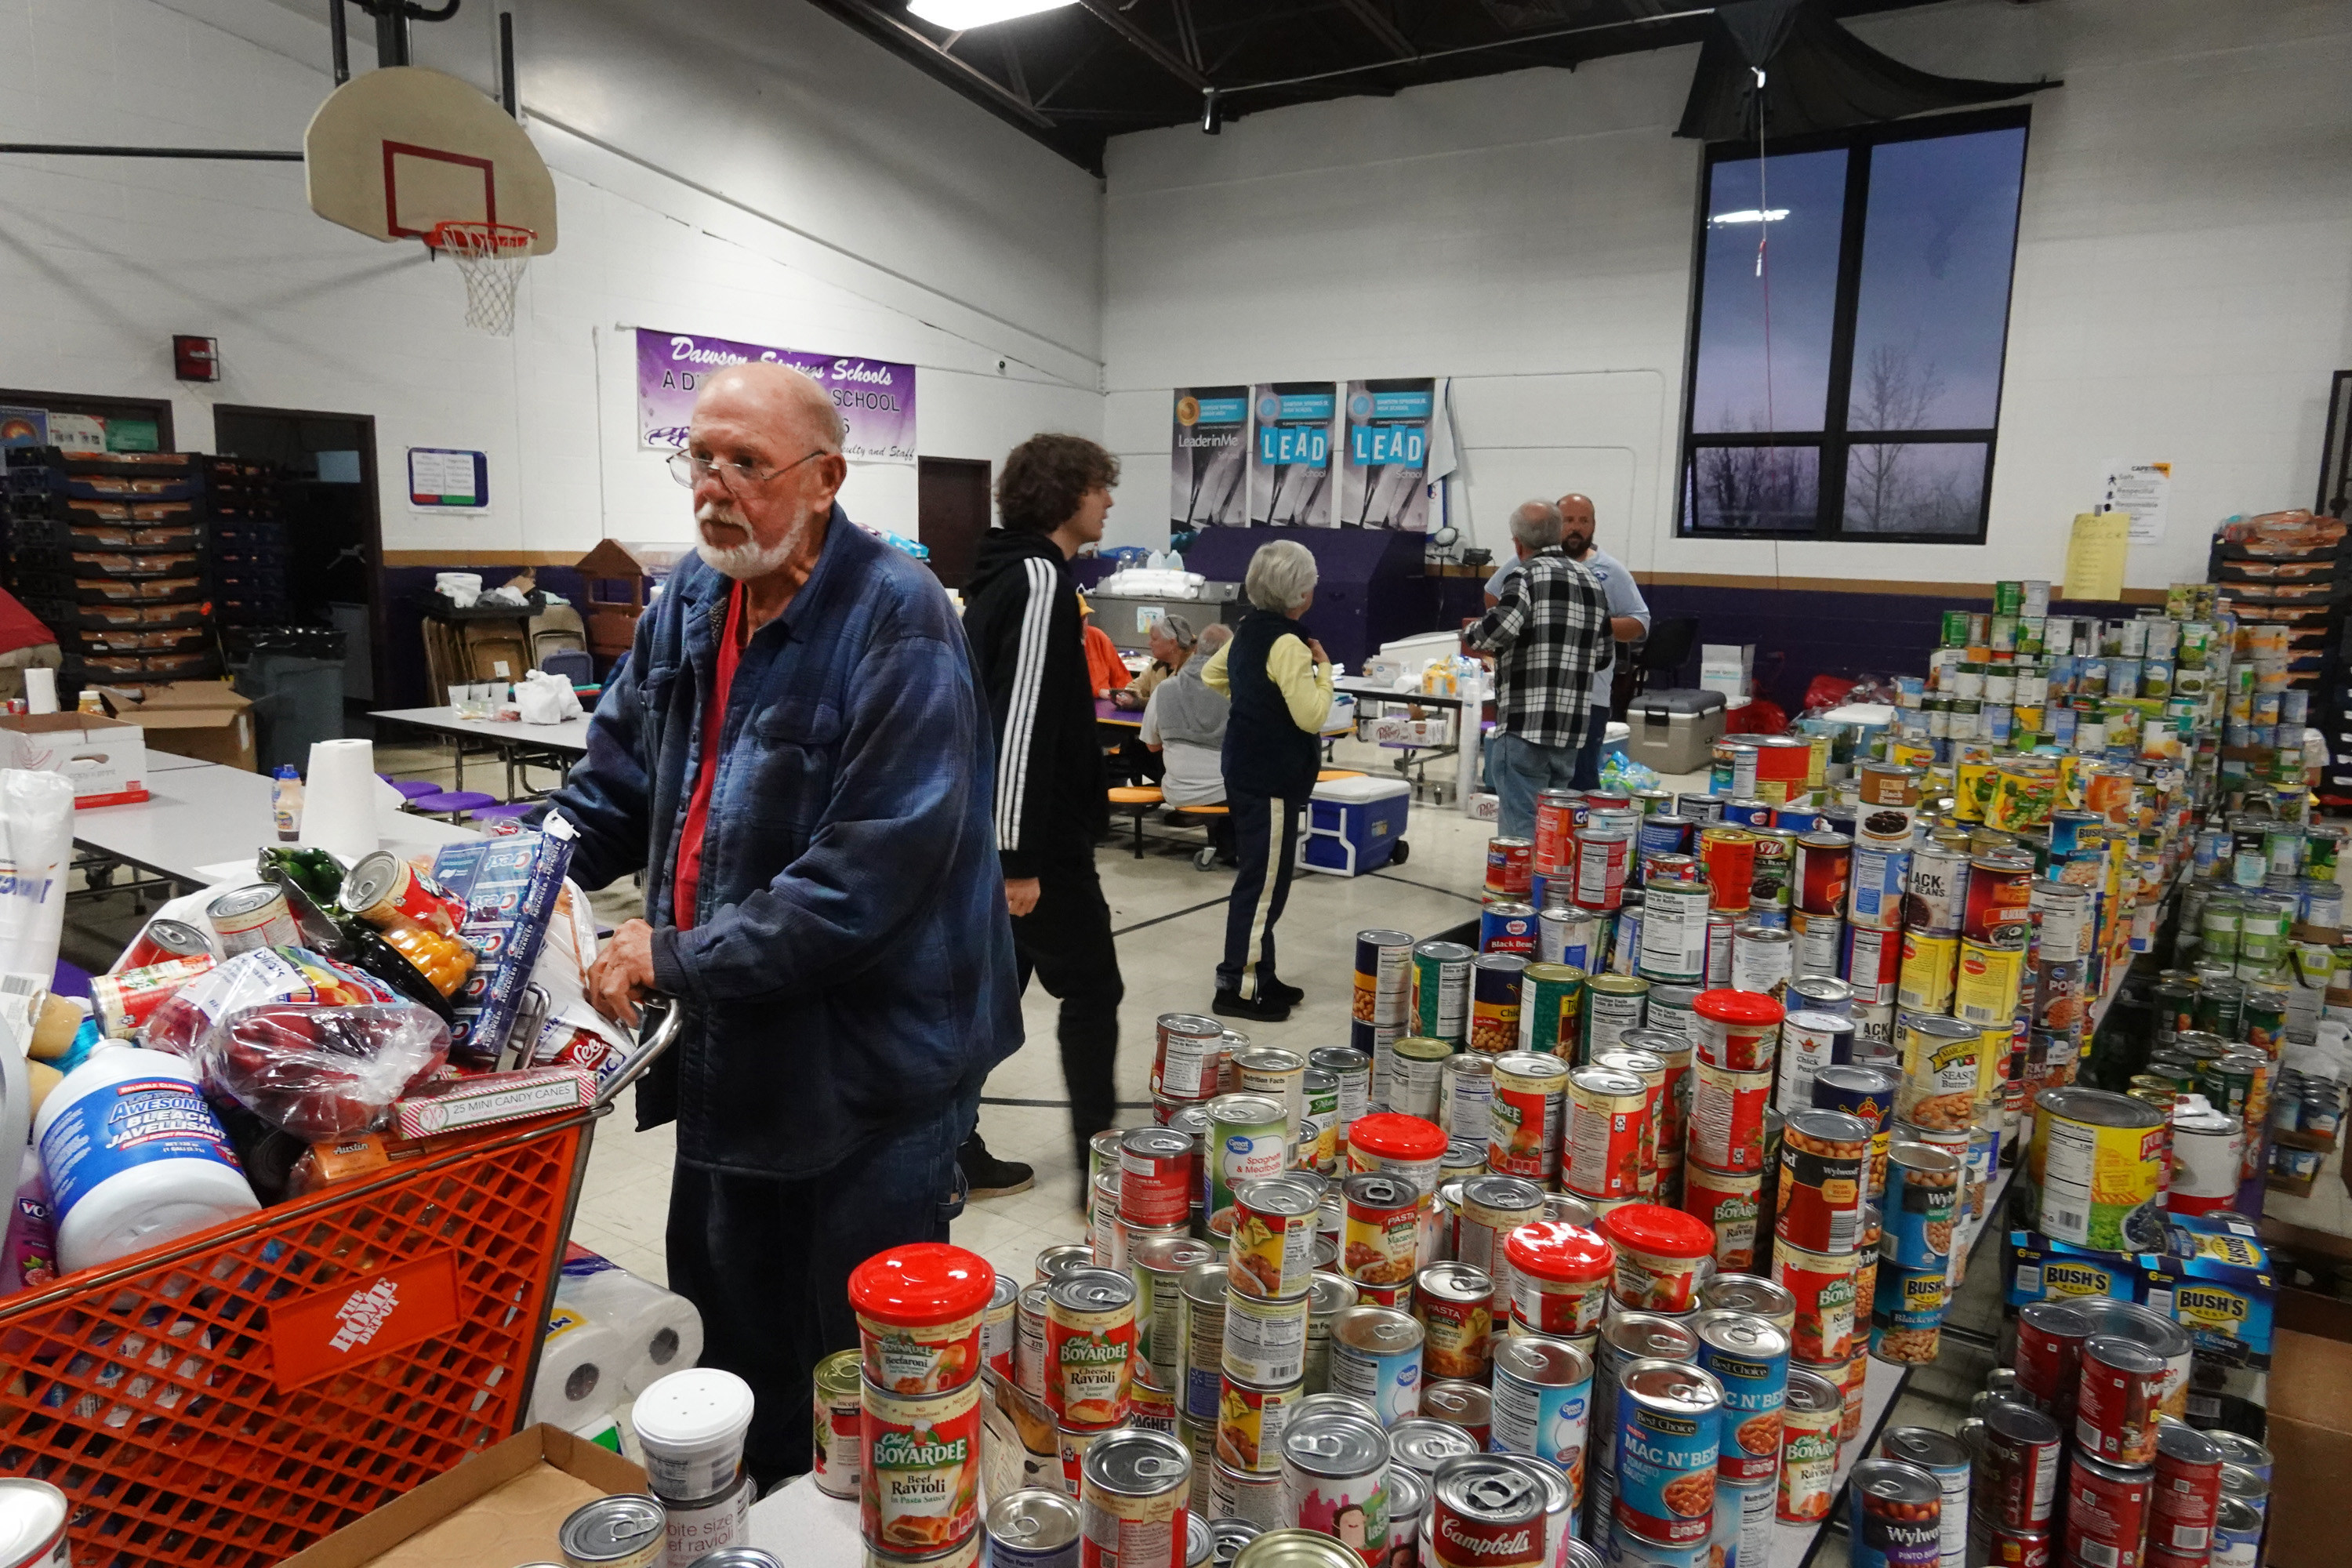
left=556, top=1247, right=708, bottom=1396
left=528, top=1308, right=626, bottom=1430
left=21, top=668, right=55, bottom=715
left=298, top=738, right=379, bottom=863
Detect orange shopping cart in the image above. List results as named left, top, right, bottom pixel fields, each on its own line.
left=0, top=998, right=682, bottom=1568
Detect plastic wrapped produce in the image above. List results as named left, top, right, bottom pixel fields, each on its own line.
left=199, top=1000, right=450, bottom=1139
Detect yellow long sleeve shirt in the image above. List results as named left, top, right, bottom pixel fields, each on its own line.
left=1203, top=631, right=1334, bottom=732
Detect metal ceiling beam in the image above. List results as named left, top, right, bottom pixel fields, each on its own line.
left=1334, top=0, right=1416, bottom=60
left=1072, top=0, right=1210, bottom=92
left=818, top=0, right=1056, bottom=126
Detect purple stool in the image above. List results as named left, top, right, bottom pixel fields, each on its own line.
left=379, top=775, right=441, bottom=801
left=408, top=789, right=496, bottom=821
left=470, top=801, right=539, bottom=826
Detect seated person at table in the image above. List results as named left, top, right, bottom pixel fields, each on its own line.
left=1111, top=612, right=1196, bottom=710
left=1082, top=601, right=1131, bottom=699
left=1140, top=622, right=1235, bottom=861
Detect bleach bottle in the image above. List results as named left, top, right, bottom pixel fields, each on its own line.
left=32, top=1046, right=260, bottom=1275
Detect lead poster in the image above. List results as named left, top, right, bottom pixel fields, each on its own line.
left=1337, top=378, right=1436, bottom=531
left=1171, top=387, right=1250, bottom=532
left=1247, top=383, right=1337, bottom=528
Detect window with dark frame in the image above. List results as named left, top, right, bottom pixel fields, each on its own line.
left=1677, top=107, right=2031, bottom=543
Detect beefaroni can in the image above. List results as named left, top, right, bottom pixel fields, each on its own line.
left=1612, top=1358, right=1723, bottom=1546
left=1080, top=1427, right=1192, bottom=1568
left=2027, top=1087, right=2168, bottom=1254
left=1564, top=1066, right=1649, bottom=1198
left=1490, top=1052, right=1570, bottom=1182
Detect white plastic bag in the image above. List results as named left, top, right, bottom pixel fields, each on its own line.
left=0, top=770, right=76, bottom=983
left=516, top=670, right=585, bottom=725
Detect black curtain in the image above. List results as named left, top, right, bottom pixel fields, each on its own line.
left=1676, top=0, right=2056, bottom=142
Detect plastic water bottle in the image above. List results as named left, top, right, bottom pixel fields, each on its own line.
left=33, top=1046, right=260, bottom=1275
left=272, top=764, right=303, bottom=842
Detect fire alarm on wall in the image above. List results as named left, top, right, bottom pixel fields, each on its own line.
left=173, top=336, right=219, bottom=382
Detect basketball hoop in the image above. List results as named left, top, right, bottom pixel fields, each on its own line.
left=428, top=220, right=535, bottom=336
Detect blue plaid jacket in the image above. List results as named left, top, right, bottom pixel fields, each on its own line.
left=549, top=506, right=1024, bottom=1178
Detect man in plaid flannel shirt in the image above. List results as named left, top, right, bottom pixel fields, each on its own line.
left=1465, top=499, right=1613, bottom=838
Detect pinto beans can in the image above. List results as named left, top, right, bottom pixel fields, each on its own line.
left=1848, top=1458, right=1943, bottom=1568
left=1047, top=1269, right=1138, bottom=1428
left=1694, top=1312, right=1789, bottom=1486
left=1613, top=1358, right=1724, bottom=1546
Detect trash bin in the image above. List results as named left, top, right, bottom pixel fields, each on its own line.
left=229, top=630, right=350, bottom=773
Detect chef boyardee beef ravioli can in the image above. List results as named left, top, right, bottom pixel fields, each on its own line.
left=1612, top=1358, right=1722, bottom=1546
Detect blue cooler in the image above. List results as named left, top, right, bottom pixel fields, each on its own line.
left=1301, top=775, right=1410, bottom=876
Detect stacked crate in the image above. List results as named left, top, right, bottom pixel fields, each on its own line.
left=2205, top=510, right=2351, bottom=798
left=2, top=446, right=215, bottom=688
left=205, top=456, right=291, bottom=627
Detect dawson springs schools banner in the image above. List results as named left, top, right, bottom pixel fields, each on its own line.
left=637, top=329, right=916, bottom=464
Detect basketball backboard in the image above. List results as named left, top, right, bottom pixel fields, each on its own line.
left=305, top=67, right=557, bottom=254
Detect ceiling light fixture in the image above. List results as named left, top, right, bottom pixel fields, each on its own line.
left=906, top=0, right=1077, bottom=28
left=1709, top=209, right=1790, bottom=225
left=1201, top=89, right=1222, bottom=135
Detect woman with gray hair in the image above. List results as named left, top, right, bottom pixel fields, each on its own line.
left=1200, top=539, right=1333, bottom=1021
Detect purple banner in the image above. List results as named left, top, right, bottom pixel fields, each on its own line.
left=635, top=328, right=916, bottom=464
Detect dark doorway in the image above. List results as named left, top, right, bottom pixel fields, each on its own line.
left=212, top=407, right=385, bottom=713
left=918, top=456, right=991, bottom=590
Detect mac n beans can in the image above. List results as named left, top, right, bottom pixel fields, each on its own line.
left=1612, top=1359, right=1723, bottom=1546
left=1694, top=1312, right=1789, bottom=1486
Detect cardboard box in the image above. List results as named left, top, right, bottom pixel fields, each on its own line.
left=0, top=712, right=147, bottom=806
left=2263, top=1328, right=2352, bottom=1568
left=2008, top=1213, right=2276, bottom=1367
left=277, top=1424, right=648, bottom=1568
left=1367, top=715, right=1449, bottom=746
left=1700, top=643, right=1754, bottom=699
left=98, top=681, right=256, bottom=771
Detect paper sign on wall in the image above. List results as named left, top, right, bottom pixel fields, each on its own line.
left=636, top=328, right=916, bottom=464
left=408, top=448, right=488, bottom=510
left=2099, top=459, right=2172, bottom=543
left=2064, top=511, right=2129, bottom=601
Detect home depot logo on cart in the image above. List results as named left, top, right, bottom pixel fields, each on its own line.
left=268, top=1252, right=465, bottom=1389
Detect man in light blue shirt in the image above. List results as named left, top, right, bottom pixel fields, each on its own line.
left=1485, top=492, right=1650, bottom=789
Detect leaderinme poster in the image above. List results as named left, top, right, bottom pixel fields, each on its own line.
left=1337, top=378, right=1437, bottom=531
left=1171, top=387, right=1250, bottom=532
left=1247, top=383, right=1337, bottom=527
left=636, top=328, right=917, bottom=464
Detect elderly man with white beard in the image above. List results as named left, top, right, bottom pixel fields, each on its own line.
left=546, top=361, right=1022, bottom=1488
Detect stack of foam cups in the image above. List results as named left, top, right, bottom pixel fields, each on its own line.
left=631, top=1368, right=757, bottom=1563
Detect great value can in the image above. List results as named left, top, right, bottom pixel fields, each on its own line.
left=2211, top=1497, right=2263, bottom=1568
left=1565, top=1067, right=1649, bottom=1198
left=1490, top=1334, right=1594, bottom=1490
left=1776, top=1367, right=1843, bottom=1524
left=1080, top=1427, right=1191, bottom=1568
left=1413, top=941, right=1475, bottom=1046
left=1612, top=1358, right=1723, bottom=1546
left=1490, top=1052, right=1571, bottom=1183
left=1278, top=1410, right=1389, bottom=1564
left=1694, top=1312, right=1788, bottom=1486
left=1328, top=1306, right=1425, bottom=1428
left=1206, top=1094, right=1292, bottom=1225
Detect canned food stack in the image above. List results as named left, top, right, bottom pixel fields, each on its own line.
left=847, top=1244, right=999, bottom=1564
left=1207, top=1171, right=1325, bottom=1515
left=1956, top=1293, right=2263, bottom=1568
left=627, top=1368, right=759, bottom=1565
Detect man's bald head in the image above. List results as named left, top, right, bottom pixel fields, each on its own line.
left=699, top=361, right=846, bottom=453
left=1556, top=492, right=1597, bottom=557
left=685, top=362, right=851, bottom=580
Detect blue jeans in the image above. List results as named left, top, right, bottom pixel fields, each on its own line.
left=1572, top=704, right=1611, bottom=791
left=1488, top=731, right=1581, bottom=840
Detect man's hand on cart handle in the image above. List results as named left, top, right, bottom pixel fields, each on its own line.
left=589, top=918, right=659, bottom=1026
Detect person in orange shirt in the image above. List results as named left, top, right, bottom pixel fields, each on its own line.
left=1080, top=600, right=1131, bottom=699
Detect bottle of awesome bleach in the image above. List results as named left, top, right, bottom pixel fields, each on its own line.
left=32, top=1046, right=260, bottom=1275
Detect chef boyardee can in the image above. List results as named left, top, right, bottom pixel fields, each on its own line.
left=1612, top=1358, right=1722, bottom=1546
left=1488, top=1334, right=1593, bottom=1487
left=1693, top=1312, right=1788, bottom=1487
left=1490, top=1051, right=1570, bottom=1184
left=1413, top=940, right=1475, bottom=1045
left=1849, top=1457, right=1942, bottom=1568
left=1776, top=1367, right=1843, bottom=1524
left=1080, top=1425, right=1191, bottom=1565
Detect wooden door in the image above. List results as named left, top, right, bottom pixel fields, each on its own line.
left=918, top=457, right=991, bottom=590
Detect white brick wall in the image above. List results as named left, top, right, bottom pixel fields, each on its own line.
left=1098, top=0, right=2352, bottom=587
left=0, top=0, right=1107, bottom=553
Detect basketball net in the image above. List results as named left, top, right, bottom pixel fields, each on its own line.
left=428, top=220, right=535, bottom=336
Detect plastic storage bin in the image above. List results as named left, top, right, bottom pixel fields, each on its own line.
left=1624, top=688, right=1728, bottom=775
left=1301, top=775, right=1410, bottom=876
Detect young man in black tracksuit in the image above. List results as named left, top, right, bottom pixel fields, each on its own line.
left=962, top=434, right=1123, bottom=1194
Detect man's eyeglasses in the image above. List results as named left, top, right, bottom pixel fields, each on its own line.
left=667, top=448, right=830, bottom=489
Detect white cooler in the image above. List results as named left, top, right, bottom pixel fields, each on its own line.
left=1300, top=775, right=1410, bottom=876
